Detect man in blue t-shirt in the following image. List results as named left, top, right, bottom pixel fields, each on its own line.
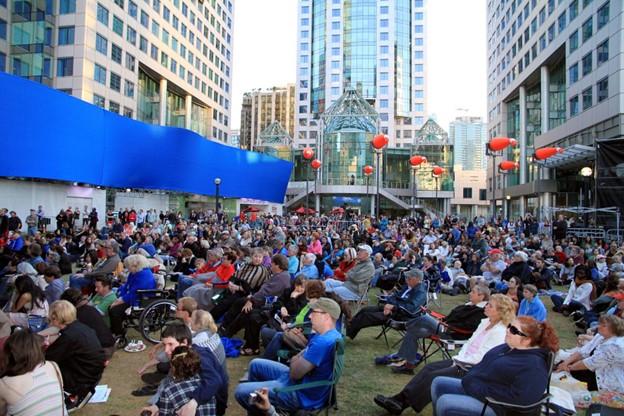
left=234, top=298, right=343, bottom=414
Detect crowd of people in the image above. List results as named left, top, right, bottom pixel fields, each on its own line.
left=0, top=205, right=623, bottom=415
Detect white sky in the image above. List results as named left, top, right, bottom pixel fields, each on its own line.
left=230, top=0, right=487, bottom=132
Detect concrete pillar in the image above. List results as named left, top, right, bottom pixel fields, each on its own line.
left=159, top=79, right=167, bottom=126
left=519, top=195, right=526, bottom=218
left=519, top=85, right=527, bottom=185
left=315, top=193, right=320, bottom=213
left=540, top=66, right=550, bottom=135
left=185, top=94, right=192, bottom=130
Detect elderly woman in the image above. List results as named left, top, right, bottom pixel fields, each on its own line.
left=432, top=316, right=559, bottom=416
left=108, top=254, right=157, bottom=336
left=331, top=247, right=357, bottom=282
left=518, top=284, right=547, bottom=322
left=556, top=314, right=624, bottom=393
left=374, top=295, right=516, bottom=415
left=45, top=300, right=105, bottom=412
left=0, top=329, right=65, bottom=415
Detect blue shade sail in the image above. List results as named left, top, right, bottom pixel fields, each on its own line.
left=0, top=72, right=293, bottom=203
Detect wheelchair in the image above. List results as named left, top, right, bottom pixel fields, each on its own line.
left=114, top=288, right=178, bottom=348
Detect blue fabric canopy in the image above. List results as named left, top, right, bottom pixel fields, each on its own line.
left=0, top=72, right=293, bottom=203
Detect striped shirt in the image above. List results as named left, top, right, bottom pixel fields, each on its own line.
left=5, top=363, right=67, bottom=416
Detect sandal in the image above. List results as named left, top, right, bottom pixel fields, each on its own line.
left=240, top=348, right=260, bottom=356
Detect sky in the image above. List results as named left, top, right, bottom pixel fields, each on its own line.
left=230, top=0, right=487, bottom=132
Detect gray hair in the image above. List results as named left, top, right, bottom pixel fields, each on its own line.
left=287, top=244, right=299, bottom=255
left=514, top=251, right=529, bottom=262
left=304, top=253, right=317, bottom=262
left=343, top=247, right=357, bottom=260
left=47, top=251, right=60, bottom=263
left=124, top=254, right=151, bottom=270
left=17, top=262, right=38, bottom=276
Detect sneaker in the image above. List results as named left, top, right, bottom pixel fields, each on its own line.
left=66, top=391, right=93, bottom=413
left=374, top=353, right=402, bottom=365
left=238, top=371, right=249, bottom=382
left=387, top=360, right=406, bottom=368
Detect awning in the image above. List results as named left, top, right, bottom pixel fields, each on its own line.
left=541, top=144, right=595, bottom=169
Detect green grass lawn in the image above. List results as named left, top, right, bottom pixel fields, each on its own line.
left=77, top=285, right=579, bottom=416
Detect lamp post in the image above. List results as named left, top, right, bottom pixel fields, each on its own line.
left=580, top=166, right=593, bottom=226
left=486, top=137, right=517, bottom=217
left=506, top=195, right=511, bottom=218
left=214, top=177, right=221, bottom=217
left=431, top=165, right=445, bottom=214
left=498, top=161, right=519, bottom=220
left=409, top=155, right=427, bottom=219
left=372, top=134, right=389, bottom=220
left=302, top=147, right=314, bottom=215
left=364, top=165, right=373, bottom=214
left=534, top=147, right=563, bottom=220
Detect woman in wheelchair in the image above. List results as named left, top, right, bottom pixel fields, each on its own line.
left=109, top=254, right=157, bottom=336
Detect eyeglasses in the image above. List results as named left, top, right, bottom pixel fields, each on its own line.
left=310, top=310, right=327, bottom=315
left=507, top=324, right=527, bottom=337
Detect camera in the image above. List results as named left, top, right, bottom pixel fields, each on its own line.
left=247, top=392, right=259, bottom=405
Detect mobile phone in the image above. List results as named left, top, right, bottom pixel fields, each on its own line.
left=247, top=392, right=259, bottom=405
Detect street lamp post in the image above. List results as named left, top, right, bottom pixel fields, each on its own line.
left=372, top=134, right=389, bottom=220
left=302, top=148, right=314, bottom=215
left=431, top=165, right=445, bottom=214
left=214, top=177, right=221, bottom=218
left=580, top=166, right=593, bottom=226
left=486, top=137, right=517, bottom=217
left=534, top=147, right=563, bottom=220
left=364, top=165, right=373, bottom=215
left=409, top=155, right=427, bottom=219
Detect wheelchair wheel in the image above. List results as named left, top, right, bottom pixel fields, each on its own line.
left=139, top=300, right=178, bottom=344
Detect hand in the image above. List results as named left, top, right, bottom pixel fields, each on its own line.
left=242, top=300, right=253, bottom=313
left=383, top=304, right=394, bottom=316
left=137, top=363, right=151, bottom=376
left=140, top=405, right=158, bottom=416
left=228, top=282, right=237, bottom=292
left=75, top=273, right=84, bottom=278
left=254, top=388, right=271, bottom=412
left=177, top=399, right=198, bottom=416
left=555, top=362, right=568, bottom=372
left=280, top=307, right=289, bottom=318
left=148, top=342, right=163, bottom=360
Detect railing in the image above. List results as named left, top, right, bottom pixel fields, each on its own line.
left=606, top=229, right=624, bottom=244
left=566, top=228, right=606, bottom=240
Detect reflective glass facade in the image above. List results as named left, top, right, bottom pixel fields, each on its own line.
left=311, top=0, right=326, bottom=117
left=321, top=132, right=374, bottom=185
left=343, top=0, right=377, bottom=98
left=394, top=0, right=411, bottom=117
left=137, top=70, right=160, bottom=123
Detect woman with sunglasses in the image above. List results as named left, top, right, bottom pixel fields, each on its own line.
left=432, top=315, right=559, bottom=416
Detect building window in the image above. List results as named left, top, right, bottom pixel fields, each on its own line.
left=160, top=51, right=168, bottom=67
left=557, top=11, right=566, bottom=33
left=112, top=16, right=123, bottom=35
left=569, top=63, right=578, bottom=84
left=150, top=44, right=158, bottom=60
left=93, top=94, right=105, bottom=108
left=140, top=10, right=149, bottom=28
left=124, top=79, right=134, bottom=97
left=569, top=95, right=579, bottom=116
left=463, top=188, right=473, bottom=198
left=380, top=19, right=388, bottom=28
left=380, top=59, right=388, bottom=67
left=125, top=52, right=135, bottom=71
left=332, top=47, right=340, bottom=56
left=94, top=64, right=106, bottom=84
left=380, top=5, right=388, bottom=14
left=126, top=26, right=136, bottom=45
left=111, top=43, right=122, bottom=63
left=95, top=34, right=108, bottom=55
left=331, top=9, right=340, bottom=17
left=597, top=1, right=609, bottom=30
left=128, top=0, right=137, bottom=18
left=110, top=72, right=121, bottom=91
left=380, top=72, right=388, bottom=81
left=113, top=0, right=123, bottom=8
left=582, top=87, right=592, bottom=110
left=597, top=39, right=609, bottom=65
left=109, top=101, right=120, bottom=114
left=139, top=36, right=147, bottom=52
left=582, top=53, right=592, bottom=76
left=97, top=3, right=109, bottom=25
left=331, top=87, right=340, bottom=95
left=597, top=77, right=608, bottom=102
left=58, top=26, right=75, bottom=45
left=569, top=0, right=578, bottom=21
left=59, top=0, right=76, bottom=14
left=568, top=31, right=578, bottom=53
left=479, top=189, right=487, bottom=201
left=582, top=17, right=593, bottom=42
left=379, top=99, right=388, bottom=108
left=380, top=32, right=389, bottom=41
left=124, top=107, right=133, bottom=118
left=57, top=57, right=73, bottom=76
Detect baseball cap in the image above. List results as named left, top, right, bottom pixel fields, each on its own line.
left=596, top=254, right=606, bottom=260
left=357, top=244, right=373, bottom=255
left=309, top=298, right=341, bottom=320
left=613, top=293, right=624, bottom=300
left=488, top=248, right=502, bottom=255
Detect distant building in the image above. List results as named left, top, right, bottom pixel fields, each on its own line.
left=450, top=117, right=487, bottom=171
left=239, top=85, right=296, bottom=150
left=450, top=166, right=489, bottom=219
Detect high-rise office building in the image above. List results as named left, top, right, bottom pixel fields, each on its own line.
left=486, top=0, right=622, bottom=218
left=450, top=116, right=487, bottom=171
left=0, top=0, right=233, bottom=142
left=295, top=0, right=427, bottom=148
left=239, top=84, right=296, bottom=150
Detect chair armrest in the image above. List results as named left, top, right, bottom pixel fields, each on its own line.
left=485, top=393, right=551, bottom=410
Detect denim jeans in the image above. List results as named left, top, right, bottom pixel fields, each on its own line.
left=69, top=274, right=93, bottom=290
left=261, top=328, right=283, bottom=361
left=177, top=276, right=195, bottom=299
left=550, top=295, right=585, bottom=313
left=234, top=358, right=301, bottom=415
left=324, top=279, right=360, bottom=301
left=431, top=376, right=496, bottom=416
left=397, top=314, right=441, bottom=363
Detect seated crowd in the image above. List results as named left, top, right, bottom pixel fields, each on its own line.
left=0, top=206, right=623, bottom=415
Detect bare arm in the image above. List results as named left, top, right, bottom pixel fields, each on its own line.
left=290, top=354, right=315, bottom=381
left=12, top=293, right=31, bottom=313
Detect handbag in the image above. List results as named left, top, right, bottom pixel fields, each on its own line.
left=282, top=327, right=308, bottom=350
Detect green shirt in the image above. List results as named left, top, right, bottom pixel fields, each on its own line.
left=91, top=291, right=117, bottom=327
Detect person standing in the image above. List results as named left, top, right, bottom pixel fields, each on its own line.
left=36, top=205, right=46, bottom=231
left=25, top=209, right=38, bottom=237
left=7, top=211, right=22, bottom=233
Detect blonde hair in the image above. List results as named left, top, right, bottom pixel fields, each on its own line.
left=49, top=300, right=77, bottom=326
left=489, top=294, right=516, bottom=326
left=191, top=310, right=217, bottom=334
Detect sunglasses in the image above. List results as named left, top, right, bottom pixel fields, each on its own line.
left=507, top=324, right=527, bottom=337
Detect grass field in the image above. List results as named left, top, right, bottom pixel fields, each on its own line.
left=76, top=286, right=578, bottom=416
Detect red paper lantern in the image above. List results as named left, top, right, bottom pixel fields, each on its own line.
left=372, top=134, right=389, bottom=149
left=535, top=147, right=563, bottom=160
left=363, top=165, right=373, bottom=175
left=499, top=161, right=520, bottom=171
left=488, top=137, right=517, bottom=152
left=311, top=159, right=321, bottom=169
left=409, top=155, right=427, bottom=167
left=432, top=166, right=445, bottom=176
left=302, top=147, right=314, bottom=160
